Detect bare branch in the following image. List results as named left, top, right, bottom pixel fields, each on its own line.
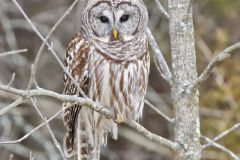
left=0, top=49, right=28, bottom=58
left=197, top=38, right=238, bottom=109
left=0, top=97, right=24, bottom=116
left=187, top=42, right=240, bottom=93
left=144, top=99, right=174, bottom=123
left=0, top=83, right=178, bottom=150
left=12, top=115, right=58, bottom=159
left=126, top=120, right=179, bottom=151
left=7, top=73, right=15, bottom=87
left=27, top=0, right=80, bottom=89
left=30, top=98, right=66, bottom=159
left=202, top=122, right=240, bottom=149
left=0, top=83, right=113, bottom=117
left=26, top=65, right=35, bottom=91
left=201, top=136, right=239, bottom=160
left=147, top=28, right=172, bottom=85
left=119, top=126, right=172, bottom=157
left=45, top=117, right=66, bottom=160
left=12, top=0, right=87, bottom=98
left=153, top=0, right=169, bottom=19
left=0, top=109, right=62, bottom=144
left=29, top=152, right=35, bottom=160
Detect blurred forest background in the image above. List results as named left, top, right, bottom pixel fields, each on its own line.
left=0, top=0, right=240, bottom=159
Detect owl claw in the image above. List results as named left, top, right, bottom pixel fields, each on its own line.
left=115, top=115, right=124, bottom=124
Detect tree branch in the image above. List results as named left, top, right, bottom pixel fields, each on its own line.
left=187, top=42, right=240, bottom=93
left=126, top=120, right=179, bottom=151
left=0, top=84, right=113, bottom=118
left=0, top=97, right=24, bottom=116
left=0, top=83, right=179, bottom=151
left=0, top=109, right=63, bottom=144
left=12, top=0, right=87, bottom=98
left=7, top=73, right=16, bottom=87
left=201, top=136, right=239, bottom=160
left=30, top=98, right=66, bottom=160
left=153, top=0, right=169, bottom=19
left=0, top=49, right=28, bottom=58
left=27, top=0, right=80, bottom=90
left=202, top=122, right=240, bottom=149
left=144, top=99, right=174, bottom=123
left=147, top=28, right=173, bottom=84
left=119, top=126, right=172, bottom=157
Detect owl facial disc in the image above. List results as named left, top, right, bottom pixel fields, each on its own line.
left=82, top=0, right=148, bottom=43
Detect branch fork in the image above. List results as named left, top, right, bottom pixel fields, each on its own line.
left=187, top=42, right=240, bottom=94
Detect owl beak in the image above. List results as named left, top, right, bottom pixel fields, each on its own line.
left=112, top=28, right=118, bottom=40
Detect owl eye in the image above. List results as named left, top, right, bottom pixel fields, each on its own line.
left=99, top=16, right=109, bottom=23
left=120, top=14, right=129, bottom=22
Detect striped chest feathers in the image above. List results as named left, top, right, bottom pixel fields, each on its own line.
left=88, top=49, right=150, bottom=120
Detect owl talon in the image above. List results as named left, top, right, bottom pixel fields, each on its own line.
left=115, top=115, right=124, bottom=124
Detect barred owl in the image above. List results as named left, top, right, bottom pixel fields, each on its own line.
left=62, top=0, right=149, bottom=159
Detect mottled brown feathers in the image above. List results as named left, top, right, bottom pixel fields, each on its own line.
left=63, top=32, right=150, bottom=159
left=63, top=33, right=91, bottom=157
left=62, top=0, right=149, bottom=159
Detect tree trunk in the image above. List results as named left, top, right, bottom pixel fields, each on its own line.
left=168, top=0, right=201, bottom=159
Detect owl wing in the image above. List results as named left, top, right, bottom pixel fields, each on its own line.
left=62, top=32, right=91, bottom=157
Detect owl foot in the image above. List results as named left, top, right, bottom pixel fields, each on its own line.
left=115, top=115, right=124, bottom=124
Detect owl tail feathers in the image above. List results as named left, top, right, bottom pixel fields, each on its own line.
left=63, top=112, right=101, bottom=160
left=63, top=131, right=99, bottom=160
left=63, top=132, right=75, bottom=158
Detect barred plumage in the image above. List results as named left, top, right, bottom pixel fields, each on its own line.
left=63, top=0, right=149, bottom=159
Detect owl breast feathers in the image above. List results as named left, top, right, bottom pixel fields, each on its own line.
left=62, top=0, right=149, bottom=159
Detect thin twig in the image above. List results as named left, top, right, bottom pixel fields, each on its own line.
left=29, top=152, right=35, bottom=160
left=7, top=73, right=15, bottom=87
left=0, top=84, right=113, bottom=118
left=0, top=109, right=63, bottom=144
left=45, top=117, right=66, bottom=160
left=153, top=0, right=169, bottom=19
left=201, top=136, right=239, bottom=160
left=147, top=28, right=172, bottom=85
left=187, top=42, right=240, bottom=93
left=197, top=38, right=238, bottom=109
left=119, top=126, right=172, bottom=157
left=0, top=97, right=24, bottom=115
left=12, top=0, right=87, bottom=98
left=144, top=99, right=174, bottom=123
left=12, top=115, right=58, bottom=159
left=27, top=0, right=80, bottom=90
left=30, top=98, right=66, bottom=160
left=202, top=122, right=240, bottom=149
left=126, top=120, right=179, bottom=151
left=0, top=49, right=28, bottom=58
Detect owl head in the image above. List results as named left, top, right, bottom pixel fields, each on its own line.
left=82, top=0, right=148, bottom=43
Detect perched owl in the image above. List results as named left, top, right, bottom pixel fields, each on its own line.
left=62, top=0, right=149, bottom=159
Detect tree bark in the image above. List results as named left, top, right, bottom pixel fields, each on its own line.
left=168, top=0, right=201, bottom=159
